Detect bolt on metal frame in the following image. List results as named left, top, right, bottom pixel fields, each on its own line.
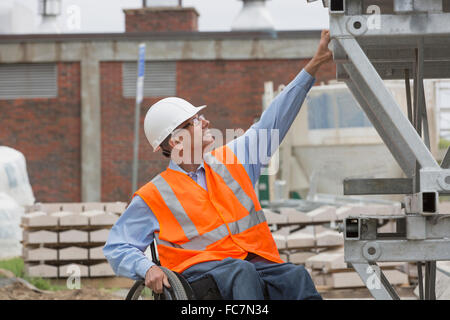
left=306, top=0, right=450, bottom=299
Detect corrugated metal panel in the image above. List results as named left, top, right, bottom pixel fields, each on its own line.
left=123, top=61, right=176, bottom=98
left=0, top=63, right=57, bottom=99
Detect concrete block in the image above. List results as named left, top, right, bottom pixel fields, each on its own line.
left=439, top=201, right=450, bottom=214
left=21, top=211, right=58, bottom=227
left=89, top=262, right=115, bottom=277
left=404, top=262, right=419, bottom=278
left=279, top=253, right=289, bottom=262
left=23, top=247, right=57, bottom=261
left=313, top=225, right=327, bottom=234
left=288, top=251, right=316, bottom=265
left=292, top=225, right=314, bottom=236
left=272, top=234, right=287, bottom=249
left=315, top=230, right=344, bottom=247
left=366, top=204, right=402, bottom=216
left=81, top=210, right=118, bottom=226
left=336, top=206, right=353, bottom=220
left=340, top=204, right=402, bottom=218
left=378, top=261, right=407, bottom=269
left=59, top=230, right=88, bottom=243
left=59, top=246, right=88, bottom=260
left=39, top=203, right=63, bottom=213
left=51, top=211, right=89, bottom=226
left=23, top=230, right=58, bottom=244
left=325, top=270, right=409, bottom=289
left=286, top=232, right=315, bottom=249
left=272, top=226, right=291, bottom=236
left=279, top=207, right=312, bottom=224
left=263, top=209, right=287, bottom=224
left=437, top=261, right=450, bottom=274
left=305, top=252, right=346, bottom=271
left=25, top=264, right=58, bottom=278
left=105, top=202, right=127, bottom=214
left=377, top=220, right=396, bottom=233
left=306, top=206, right=337, bottom=222
left=311, top=270, right=326, bottom=287
left=61, top=203, right=83, bottom=213
left=89, top=246, right=106, bottom=260
left=89, top=229, right=110, bottom=243
left=59, top=264, right=89, bottom=278
left=82, top=202, right=106, bottom=211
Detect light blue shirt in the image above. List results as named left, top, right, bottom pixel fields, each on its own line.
left=103, top=69, right=315, bottom=280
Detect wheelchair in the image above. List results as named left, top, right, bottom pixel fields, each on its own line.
left=125, top=240, right=222, bottom=300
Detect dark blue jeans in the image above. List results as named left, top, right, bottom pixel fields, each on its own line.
left=182, top=255, right=322, bottom=300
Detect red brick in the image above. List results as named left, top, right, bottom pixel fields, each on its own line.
left=124, top=7, right=199, bottom=33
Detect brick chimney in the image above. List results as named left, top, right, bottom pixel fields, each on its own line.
left=124, top=7, right=199, bottom=32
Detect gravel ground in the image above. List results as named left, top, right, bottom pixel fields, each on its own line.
left=0, top=280, right=122, bottom=300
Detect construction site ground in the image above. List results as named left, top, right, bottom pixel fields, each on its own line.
left=0, top=274, right=417, bottom=300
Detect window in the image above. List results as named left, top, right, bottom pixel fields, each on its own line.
left=306, top=90, right=372, bottom=130
left=0, top=63, right=57, bottom=99
left=122, top=61, right=176, bottom=98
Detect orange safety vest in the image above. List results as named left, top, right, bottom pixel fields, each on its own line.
left=135, top=145, right=283, bottom=273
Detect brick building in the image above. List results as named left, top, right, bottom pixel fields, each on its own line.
left=0, top=5, right=335, bottom=203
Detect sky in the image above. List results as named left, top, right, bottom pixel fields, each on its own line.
left=2, top=0, right=329, bottom=33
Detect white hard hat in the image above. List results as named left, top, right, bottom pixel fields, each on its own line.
left=144, top=97, right=206, bottom=151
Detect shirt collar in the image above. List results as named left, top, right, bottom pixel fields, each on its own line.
left=168, top=160, right=205, bottom=175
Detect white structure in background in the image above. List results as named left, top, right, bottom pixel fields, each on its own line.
left=436, top=81, right=450, bottom=140
left=262, top=80, right=441, bottom=201
left=0, top=1, right=35, bottom=34
left=37, top=0, right=62, bottom=34
left=144, top=0, right=180, bottom=6
left=0, top=146, right=35, bottom=259
left=232, top=0, right=275, bottom=31
left=0, top=0, right=65, bottom=34
left=0, top=193, right=25, bottom=259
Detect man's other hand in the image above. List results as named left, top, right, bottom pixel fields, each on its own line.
left=145, top=265, right=171, bottom=294
left=305, top=29, right=333, bottom=76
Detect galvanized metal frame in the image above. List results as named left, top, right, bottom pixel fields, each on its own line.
left=308, top=0, right=450, bottom=299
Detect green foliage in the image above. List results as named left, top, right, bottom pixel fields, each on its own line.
left=0, top=257, right=65, bottom=291
left=0, top=257, right=24, bottom=278
left=439, top=138, right=450, bottom=150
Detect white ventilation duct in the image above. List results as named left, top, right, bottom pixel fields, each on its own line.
left=231, top=0, right=275, bottom=31
left=37, top=0, right=61, bottom=34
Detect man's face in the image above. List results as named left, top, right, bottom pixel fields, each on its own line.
left=170, top=114, right=215, bottom=158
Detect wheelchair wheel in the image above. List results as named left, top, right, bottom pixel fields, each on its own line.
left=125, top=266, right=189, bottom=300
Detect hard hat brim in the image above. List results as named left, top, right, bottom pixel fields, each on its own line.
left=152, top=104, right=207, bottom=152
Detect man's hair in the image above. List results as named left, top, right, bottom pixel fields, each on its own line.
left=160, top=135, right=172, bottom=158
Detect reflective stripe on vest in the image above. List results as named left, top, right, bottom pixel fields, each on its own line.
left=204, top=152, right=267, bottom=234
left=155, top=223, right=229, bottom=251
left=151, top=175, right=199, bottom=240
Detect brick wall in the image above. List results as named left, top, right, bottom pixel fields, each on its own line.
left=124, top=7, right=199, bottom=32
left=0, top=63, right=81, bottom=202
left=100, top=59, right=336, bottom=202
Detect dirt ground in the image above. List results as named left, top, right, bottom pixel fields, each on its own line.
left=0, top=281, right=122, bottom=300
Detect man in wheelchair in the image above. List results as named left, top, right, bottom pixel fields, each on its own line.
left=104, top=30, right=332, bottom=300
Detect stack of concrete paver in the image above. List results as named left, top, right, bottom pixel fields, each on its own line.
left=21, top=202, right=127, bottom=279
left=264, top=203, right=410, bottom=290
left=265, top=206, right=344, bottom=264
left=305, top=249, right=409, bottom=289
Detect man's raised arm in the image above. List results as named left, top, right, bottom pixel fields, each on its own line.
left=228, top=30, right=333, bottom=185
